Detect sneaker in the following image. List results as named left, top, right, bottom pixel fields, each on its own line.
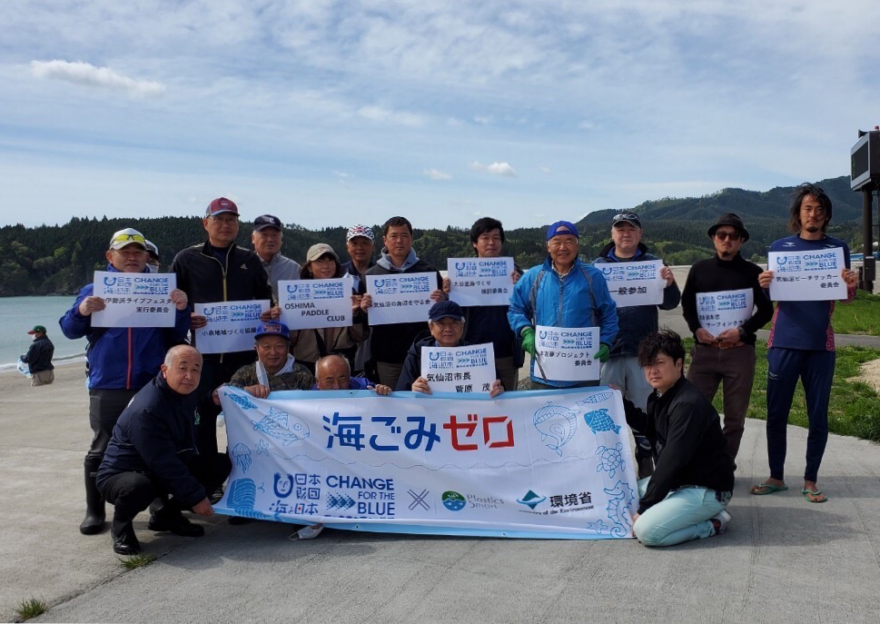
left=710, top=509, right=732, bottom=535
left=296, top=524, right=325, bottom=540
left=148, top=512, right=205, bottom=537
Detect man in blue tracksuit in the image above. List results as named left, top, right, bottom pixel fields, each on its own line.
left=508, top=220, right=618, bottom=389
left=752, top=184, right=859, bottom=503
left=59, top=228, right=191, bottom=536
left=595, top=212, right=681, bottom=476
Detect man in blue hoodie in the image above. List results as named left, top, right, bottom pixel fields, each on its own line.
left=508, top=221, right=619, bottom=389
left=595, top=212, right=680, bottom=477
left=59, top=228, right=191, bottom=536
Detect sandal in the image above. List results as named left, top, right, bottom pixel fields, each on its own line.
left=801, top=488, right=828, bottom=503
left=750, top=483, right=789, bottom=495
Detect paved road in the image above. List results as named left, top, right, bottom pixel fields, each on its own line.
left=2, top=365, right=880, bottom=623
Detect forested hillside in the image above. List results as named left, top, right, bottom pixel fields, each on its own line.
left=0, top=176, right=865, bottom=296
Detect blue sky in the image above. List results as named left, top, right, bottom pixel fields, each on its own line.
left=1, top=0, right=879, bottom=229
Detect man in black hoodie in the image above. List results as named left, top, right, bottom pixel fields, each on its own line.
left=681, top=213, right=773, bottom=461
left=623, top=330, right=734, bottom=547
left=360, top=216, right=445, bottom=389
left=97, top=345, right=231, bottom=555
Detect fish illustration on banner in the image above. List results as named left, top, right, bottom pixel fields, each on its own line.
left=583, top=408, right=621, bottom=434
left=533, top=404, right=578, bottom=456
left=250, top=407, right=310, bottom=446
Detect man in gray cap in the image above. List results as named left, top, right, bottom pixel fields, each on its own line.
left=681, top=213, right=773, bottom=462
left=251, top=214, right=301, bottom=296
left=342, top=224, right=376, bottom=373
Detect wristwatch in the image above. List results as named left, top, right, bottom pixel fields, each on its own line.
left=737, top=326, right=746, bottom=340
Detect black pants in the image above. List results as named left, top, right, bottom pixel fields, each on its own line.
left=194, top=352, right=255, bottom=456
left=99, top=454, right=231, bottom=525
left=87, top=388, right=139, bottom=460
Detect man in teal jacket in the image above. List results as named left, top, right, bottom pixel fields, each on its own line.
left=508, top=221, right=618, bottom=389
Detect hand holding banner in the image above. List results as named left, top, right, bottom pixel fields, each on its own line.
left=768, top=248, right=847, bottom=301
left=447, top=258, right=514, bottom=307
left=420, top=343, right=496, bottom=393
left=366, top=272, right=437, bottom=325
left=91, top=271, right=177, bottom=328
left=696, top=289, right=754, bottom=334
left=194, top=300, right=270, bottom=354
left=279, top=277, right=354, bottom=330
left=598, top=259, right=665, bottom=308
left=535, top=326, right=600, bottom=382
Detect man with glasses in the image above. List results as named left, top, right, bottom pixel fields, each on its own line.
left=172, top=198, right=279, bottom=465
left=681, top=213, right=773, bottom=463
left=60, top=228, right=191, bottom=536
left=508, top=221, right=618, bottom=389
left=752, top=185, right=859, bottom=503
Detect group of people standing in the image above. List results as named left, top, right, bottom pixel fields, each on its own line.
left=56, top=182, right=860, bottom=554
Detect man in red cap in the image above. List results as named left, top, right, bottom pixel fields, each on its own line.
left=171, top=198, right=280, bottom=466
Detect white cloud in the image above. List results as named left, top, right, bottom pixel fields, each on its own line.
left=423, top=168, right=452, bottom=180
left=30, top=60, right=165, bottom=98
left=358, top=105, right=426, bottom=127
left=470, top=161, right=517, bottom=177
left=577, top=120, right=596, bottom=130
left=474, top=115, right=493, bottom=125
left=539, top=166, right=551, bottom=174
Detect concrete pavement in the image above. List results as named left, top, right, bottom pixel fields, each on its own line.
left=2, top=364, right=880, bottom=623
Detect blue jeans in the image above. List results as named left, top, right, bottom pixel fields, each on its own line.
left=634, top=478, right=730, bottom=547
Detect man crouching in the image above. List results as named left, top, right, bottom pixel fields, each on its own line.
left=624, top=330, right=735, bottom=547
left=97, top=345, right=231, bottom=555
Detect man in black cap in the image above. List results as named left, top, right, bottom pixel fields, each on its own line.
left=681, top=213, right=773, bottom=461
left=251, top=214, right=301, bottom=296
left=22, top=325, right=55, bottom=386
left=595, top=212, right=680, bottom=478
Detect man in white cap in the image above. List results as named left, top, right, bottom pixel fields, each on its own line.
left=145, top=240, right=161, bottom=272
left=251, top=214, right=301, bottom=296
left=60, top=227, right=191, bottom=536
left=342, top=224, right=376, bottom=373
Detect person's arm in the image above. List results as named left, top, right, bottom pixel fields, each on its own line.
left=621, top=396, right=648, bottom=435
left=59, top=285, right=95, bottom=339
left=23, top=341, right=38, bottom=365
left=168, top=290, right=192, bottom=343
left=592, top=270, right=619, bottom=347
left=742, top=272, right=775, bottom=335
left=659, top=264, right=681, bottom=311
left=680, top=267, right=701, bottom=335
left=637, top=402, right=704, bottom=514
left=507, top=270, right=533, bottom=338
left=395, top=352, right=421, bottom=391
left=130, top=408, right=206, bottom=508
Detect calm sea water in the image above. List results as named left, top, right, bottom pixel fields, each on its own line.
left=0, top=296, right=83, bottom=370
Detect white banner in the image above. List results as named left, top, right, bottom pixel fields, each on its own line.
left=216, top=386, right=637, bottom=539
left=696, top=288, right=754, bottom=335
left=535, top=326, right=600, bottom=382
left=278, top=277, right=354, bottom=330
left=447, top=257, right=514, bottom=307
left=420, top=343, right=496, bottom=393
left=91, top=271, right=176, bottom=328
left=194, top=300, right=270, bottom=354
left=768, top=248, right=847, bottom=301
left=598, top=259, right=665, bottom=308
left=366, top=272, right=437, bottom=325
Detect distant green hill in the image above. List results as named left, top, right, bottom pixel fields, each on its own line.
left=0, top=175, right=866, bottom=296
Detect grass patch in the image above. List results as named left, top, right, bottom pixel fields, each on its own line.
left=118, top=553, right=156, bottom=569
left=684, top=339, right=880, bottom=442
left=15, top=598, right=47, bottom=621
left=831, top=291, right=880, bottom=336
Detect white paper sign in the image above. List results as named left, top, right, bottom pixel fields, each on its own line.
left=768, top=248, right=847, bottom=301
left=447, top=257, right=514, bottom=307
left=535, top=326, right=600, bottom=382
left=91, top=271, right=177, bottom=328
left=420, top=342, right=496, bottom=393
left=696, top=289, right=754, bottom=335
left=278, top=277, right=353, bottom=330
left=598, top=259, right=665, bottom=308
left=194, top=300, right=270, bottom=354
left=366, top=272, right=437, bottom=325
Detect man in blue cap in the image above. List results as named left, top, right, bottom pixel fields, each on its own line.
left=508, top=220, right=619, bottom=389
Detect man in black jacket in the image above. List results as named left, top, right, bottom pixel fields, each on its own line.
left=359, top=216, right=445, bottom=389
left=22, top=325, right=55, bottom=386
left=97, top=345, right=231, bottom=555
left=171, top=197, right=280, bottom=459
left=681, top=213, right=774, bottom=461
left=623, top=330, right=734, bottom=547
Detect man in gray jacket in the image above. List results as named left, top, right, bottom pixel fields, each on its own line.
left=595, top=212, right=680, bottom=477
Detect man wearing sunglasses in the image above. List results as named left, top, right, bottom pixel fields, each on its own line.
left=681, top=214, right=773, bottom=463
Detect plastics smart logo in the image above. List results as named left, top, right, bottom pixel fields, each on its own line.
left=442, top=491, right=466, bottom=512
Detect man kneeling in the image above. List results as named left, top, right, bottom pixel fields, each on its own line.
left=624, top=330, right=734, bottom=547
left=97, top=345, right=231, bottom=555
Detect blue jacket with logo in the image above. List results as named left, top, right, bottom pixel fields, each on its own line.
left=59, top=265, right=192, bottom=390
left=594, top=242, right=681, bottom=358
left=507, top=256, right=619, bottom=387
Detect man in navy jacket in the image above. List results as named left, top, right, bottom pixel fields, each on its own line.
left=97, top=345, right=231, bottom=555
